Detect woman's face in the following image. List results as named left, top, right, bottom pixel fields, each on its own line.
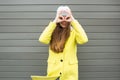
left=59, top=11, right=71, bottom=28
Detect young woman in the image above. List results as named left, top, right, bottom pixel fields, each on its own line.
left=39, top=6, right=88, bottom=80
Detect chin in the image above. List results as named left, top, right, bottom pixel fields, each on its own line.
left=60, top=25, right=67, bottom=28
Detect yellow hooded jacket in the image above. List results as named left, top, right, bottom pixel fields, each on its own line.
left=39, top=20, right=88, bottom=80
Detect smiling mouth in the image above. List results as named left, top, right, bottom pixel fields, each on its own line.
left=61, top=21, right=67, bottom=25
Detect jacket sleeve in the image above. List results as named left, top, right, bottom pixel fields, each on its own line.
left=71, top=20, right=88, bottom=44
left=39, top=22, right=56, bottom=44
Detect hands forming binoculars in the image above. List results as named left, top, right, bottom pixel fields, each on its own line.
left=53, top=9, right=75, bottom=23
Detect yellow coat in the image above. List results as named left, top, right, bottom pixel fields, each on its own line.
left=39, top=20, right=88, bottom=80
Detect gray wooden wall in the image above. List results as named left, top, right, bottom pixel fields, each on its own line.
left=0, top=0, right=120, bottom=80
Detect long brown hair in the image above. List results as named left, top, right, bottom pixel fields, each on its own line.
left=50, top=23, right=70, bottom=53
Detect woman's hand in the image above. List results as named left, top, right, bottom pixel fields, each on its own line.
left=53, top=11, right=63, bottom=23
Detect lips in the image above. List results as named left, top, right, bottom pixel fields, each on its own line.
left=61, top=21, right=67, bottom=25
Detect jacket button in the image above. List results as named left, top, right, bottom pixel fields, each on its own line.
left=60, top=72, right=62, bottom=75
left=60, top=59, right=63, bottom=62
